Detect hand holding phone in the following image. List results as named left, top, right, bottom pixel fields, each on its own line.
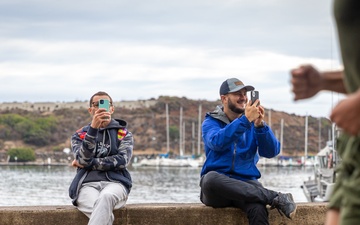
left=250, top=91, right=259, bottom=106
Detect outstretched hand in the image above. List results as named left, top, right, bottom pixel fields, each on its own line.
left=290, top=65, right=322, bottom=101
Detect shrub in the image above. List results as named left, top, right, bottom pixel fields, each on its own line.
left=0, top=114, right=59, bottom=146
left=52, top=145, right=63, bottom=152
left=7, top=147, right=36, bottom=162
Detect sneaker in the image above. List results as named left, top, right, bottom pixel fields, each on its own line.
left=270, top=193, right=297, bottom=219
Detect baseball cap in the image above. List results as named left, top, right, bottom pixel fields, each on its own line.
left=219, top=78, right=255, bottom=95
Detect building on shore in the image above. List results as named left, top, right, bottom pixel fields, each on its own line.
left=0, top=100, right=157, bottom=112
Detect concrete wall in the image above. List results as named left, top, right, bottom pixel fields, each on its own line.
left=0, top=203, right=327, bottom=225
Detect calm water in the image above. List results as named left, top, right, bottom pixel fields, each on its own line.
left=0, top=165, right=313, bottom=206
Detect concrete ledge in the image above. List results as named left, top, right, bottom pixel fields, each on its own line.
left=0, top=203, right=327, bottom=225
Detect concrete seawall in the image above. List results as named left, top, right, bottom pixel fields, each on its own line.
left=0, top=203, right=327, bottom=225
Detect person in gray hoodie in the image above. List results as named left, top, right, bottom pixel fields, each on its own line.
left=69, top=91, right=133, bottom=225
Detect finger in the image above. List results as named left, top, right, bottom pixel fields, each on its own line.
left=292, top=85, right=308, bottom=94
left=292, top=84, right=310, bottom=98
left=291, top=77, right=308, bottom=87
left=96, top=108, right=107, bottom=112
left=72, top=160, right=79, bottom=167
left=290, top=68, right=304, bottom=77
left=253, top=99, right=260, bottom=106
left=299, top=64, right=313, bottom=73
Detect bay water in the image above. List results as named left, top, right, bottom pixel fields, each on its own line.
left=0, top=165, right=313, bottom=206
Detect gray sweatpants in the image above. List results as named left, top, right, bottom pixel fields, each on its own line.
left=76, top=181, right=128, bottom=225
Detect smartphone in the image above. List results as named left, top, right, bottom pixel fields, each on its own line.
left=250, top=90, right=259, bottom=106
left=98, top=99, right=110, bottom=111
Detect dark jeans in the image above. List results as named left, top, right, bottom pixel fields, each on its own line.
left=200, top=171, right=278, bottom=225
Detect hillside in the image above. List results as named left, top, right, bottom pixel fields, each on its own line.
left=0, top=96, right=332, bottom=161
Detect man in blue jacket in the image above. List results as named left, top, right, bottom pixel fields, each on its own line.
left=69, top=91, right=133, bottom=225
left=200, top=78, right=296, bottom=225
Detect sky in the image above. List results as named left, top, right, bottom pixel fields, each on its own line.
left=0, top=0, right=345, bottom=118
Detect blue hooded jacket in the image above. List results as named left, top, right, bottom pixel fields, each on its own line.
left=200, top=106, right=280, bottom=181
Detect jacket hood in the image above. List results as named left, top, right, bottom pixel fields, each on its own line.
left=81, top=119, right=127, bottom=132
left=206, top=105, right=231, bottom=124
left=101, top=118, right=127, bottom=130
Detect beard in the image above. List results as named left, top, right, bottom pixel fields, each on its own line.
left=228, top=98, right=245, bottom=114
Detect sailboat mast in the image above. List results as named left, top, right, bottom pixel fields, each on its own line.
left=280, top=118, right=284, bottom=156
left=166, top=103, right=170, bottom=153
left=179, top=106, right=183, bottom=156
left=192, top=122, right=195, bottom=155
left=268, top=109, right=272, bottom=129
left=182, top=121, right=186, bottom=155
left=197, top=104, right=202, bottom=155
left=318, top=118, right=322, bottom=152
left=305, top=115, right=308, bottom=165
left=332, top=123, right=337, bottom=166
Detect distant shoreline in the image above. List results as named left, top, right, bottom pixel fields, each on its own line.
left=0, top=162, right=70, bottom=166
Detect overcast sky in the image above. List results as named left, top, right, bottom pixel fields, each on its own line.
left=0, top=0, right=345, bottom=118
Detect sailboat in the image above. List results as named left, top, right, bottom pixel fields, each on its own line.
left=301, top=124, right=341, bottom=202
left=257, top=114, right=305, bottom=167
left=133, top=104, right=204, bottom=167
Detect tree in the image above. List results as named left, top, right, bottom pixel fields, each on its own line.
left=169, top=125, right=179, bottom=141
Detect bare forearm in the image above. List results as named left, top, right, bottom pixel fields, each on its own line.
left=320, top=70, right=347, bottom=94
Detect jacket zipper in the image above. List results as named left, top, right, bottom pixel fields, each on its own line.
left=104, top=129, right=118, bottom=182
left=231, top=142, right=237, bottom=173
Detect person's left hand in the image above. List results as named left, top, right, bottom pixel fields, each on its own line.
left=330, top=90, right=360, bottom=136
left=71, top=159, right=84, bottom=168
left=254, top=105, right=265, bottom=127
left=245, top=100, right=260, bottom=122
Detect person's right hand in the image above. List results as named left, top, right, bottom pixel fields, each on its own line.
left=290, top=65, right=322, bottom=101
left=245, top=100, right=260, bottom=122
left=91, top=108, right=111, bottom=128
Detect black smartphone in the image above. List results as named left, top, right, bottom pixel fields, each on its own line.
left=98, top=99, right=110, bottom=111
left=250, top=91, right=259, bottom=106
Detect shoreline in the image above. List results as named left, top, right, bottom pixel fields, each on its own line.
left=0, top=162, right=71, bottom=166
